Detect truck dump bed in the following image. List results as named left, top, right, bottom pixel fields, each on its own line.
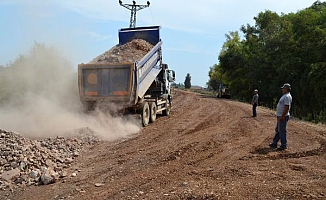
left=79, top=63, right=134, bottom=102
left=78, top=26, right=163, bottom=107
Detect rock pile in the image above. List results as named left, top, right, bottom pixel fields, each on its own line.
left=0, top=128, right=102, bottom=190
left=90, top=39, right=154, bottom=64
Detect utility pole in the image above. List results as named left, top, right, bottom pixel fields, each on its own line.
left=119, top=0, right=150, bottom=28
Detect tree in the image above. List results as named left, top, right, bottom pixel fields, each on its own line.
left=207, top=1, right=326, bottom=122
left=218, top=31, right=248, bottom=99
left=184, top=73, right=191, bottom=89
left=207, top=64, right=223, bottom=91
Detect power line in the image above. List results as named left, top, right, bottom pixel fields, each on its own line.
left=149, top=5, right=155, bottom=25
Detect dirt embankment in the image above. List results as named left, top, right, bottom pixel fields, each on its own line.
left=1, top=89, right=326, bottom=199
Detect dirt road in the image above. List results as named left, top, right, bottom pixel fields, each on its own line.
left=2, top=90, right=326, bottom=199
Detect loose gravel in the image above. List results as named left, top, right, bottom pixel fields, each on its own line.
left=89, top=39, right=154, bottom=64
left=0, top=128, right=102, bottom=190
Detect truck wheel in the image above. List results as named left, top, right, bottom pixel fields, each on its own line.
left=141, top=102, right=150, bottom=126
left=82, top=101, right=96, bottom=112
left=149, top=102, right=157, bottom=123
left=162, top=101, right=170, bottom=116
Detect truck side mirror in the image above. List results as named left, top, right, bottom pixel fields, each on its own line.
left=167, top=70, right=175, bottom=82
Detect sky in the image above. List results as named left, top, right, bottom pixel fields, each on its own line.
left=0, top=0, right=320, bottom=87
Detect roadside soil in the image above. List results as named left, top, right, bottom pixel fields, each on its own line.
left=1, top=89, right=326, bottom=199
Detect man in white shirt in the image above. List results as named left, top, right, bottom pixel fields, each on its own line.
left=269, top=83, right=292, bottom=151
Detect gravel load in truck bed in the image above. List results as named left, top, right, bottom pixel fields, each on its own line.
left=89, top=39, right=154, bottom=64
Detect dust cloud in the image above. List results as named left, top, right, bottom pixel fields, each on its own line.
left=0, top=43, right=140, bottom=140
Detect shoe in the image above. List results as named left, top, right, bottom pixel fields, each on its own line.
left=269, top=143, right=277, bottom=148
left=277, top=146, right=287, bottom=151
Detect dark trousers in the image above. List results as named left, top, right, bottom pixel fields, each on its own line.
left=252, top=103, right=257, bottom=117
left=272, top=116, right=289, bottom=148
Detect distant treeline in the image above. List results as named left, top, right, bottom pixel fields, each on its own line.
left=207, top=1, right=326, bottom=123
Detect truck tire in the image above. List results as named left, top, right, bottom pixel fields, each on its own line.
left=141, top=102, right=150, bottom=126
left=162, top=100, right=170, bottom=116
left=82, top=101, right=96, bottom=112
left=149, top=102, right=157, bottom=123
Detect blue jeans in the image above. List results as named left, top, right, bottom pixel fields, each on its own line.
left=252, top=103, right=257, bottom=117
left=272, top=116, right=289, bottom=147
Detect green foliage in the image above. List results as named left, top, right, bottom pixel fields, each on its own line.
left=208, top=1, right=326, bottom=123
left=207, top=64, right=223, bottom=91
left=171, top=82, right=185, bottom=89
left=184, top=73, right=191, bottom=89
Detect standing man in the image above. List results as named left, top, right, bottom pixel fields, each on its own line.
left=251, top=89, right=259, bottom=117
left=269, top=83, right=292, bottom=151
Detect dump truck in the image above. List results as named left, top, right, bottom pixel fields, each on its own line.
left=78, top=26, right=175, bottom=126
left=217, top=84, right=230, bottom=98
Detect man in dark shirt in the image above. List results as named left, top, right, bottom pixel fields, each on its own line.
left=251, top=89, right=259, bottom=117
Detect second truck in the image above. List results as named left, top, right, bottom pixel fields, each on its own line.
left=217, top=84, right=231, bottom=99
left=78, top=26, right=175, bottom=126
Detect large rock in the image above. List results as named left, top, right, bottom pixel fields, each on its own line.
left=40, top=167, right=58, bottom=185
left=1, top=168, right=20, bottom=181
left=29, top=170, right=40, bottom=179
